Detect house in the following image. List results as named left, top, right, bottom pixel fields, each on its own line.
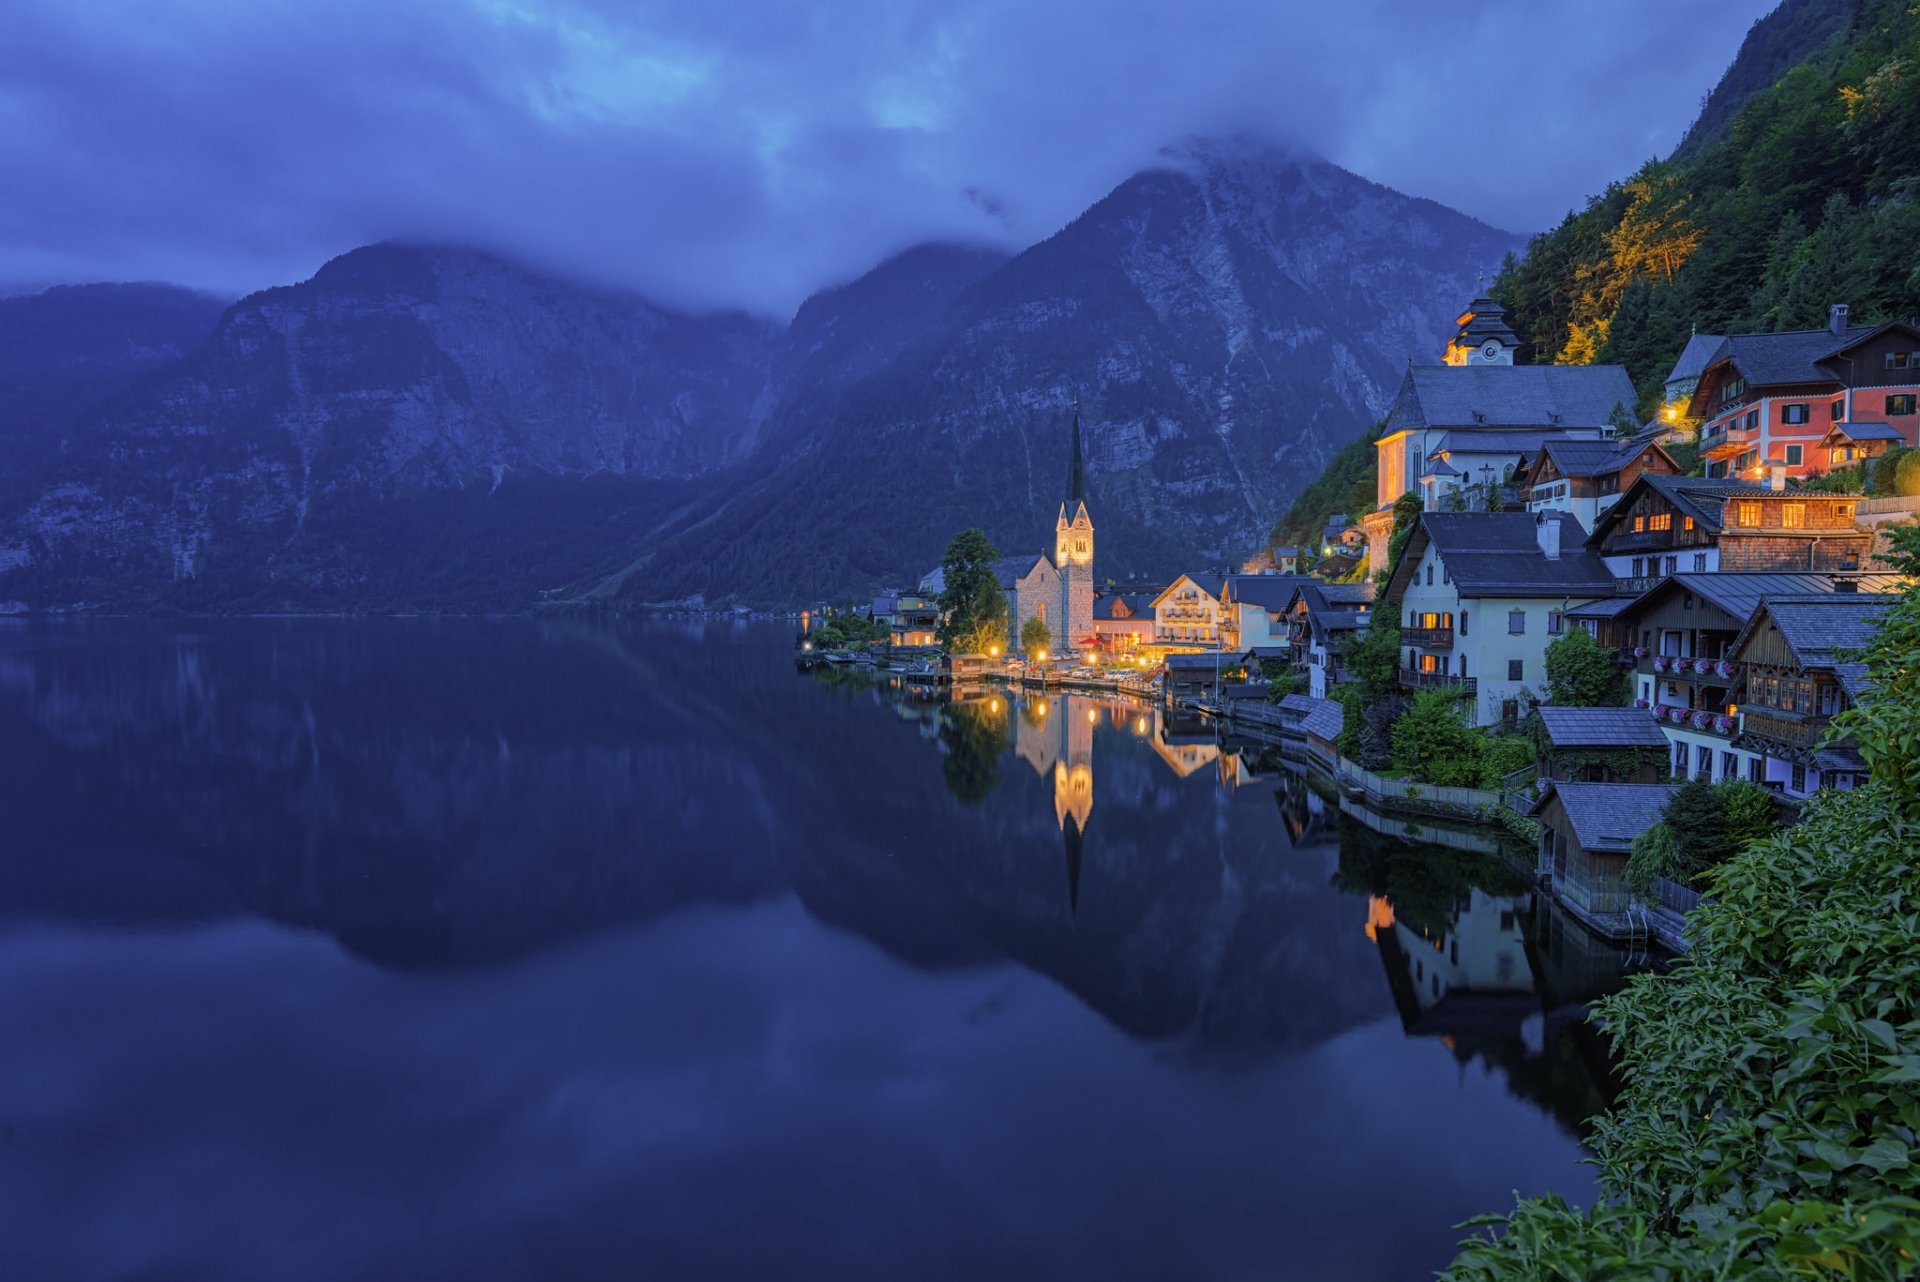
left=1362, top=297, right=1638, bottom=570
left=1722, top=594, right=1894, bottom=800
left=1092, top=590, right=1157, bottom=653
left=1533, top=707, right=1669, bottom=784
left=1687, top=307, right=1920, bottom=483
left=1284, top=580, right=1375, bottom=699
left=1240, top=543, right=1302, bottom=574
left=890, top=594, right=941, bottom=647
left=1152, top=573, right=1227, bottom=648
left=869, top=595, right=899, bottom=628
left=1586, top=473, right=1873, bottom=593
left=1816, top=420, right=1906, bottom=472
left=1219, top=575, right=1312, bottom=652
left=1164, top=651, right=1230, bottom=701
left=1519, top=437, right=1681, bottom=534
left=1661, top=329, right=1726, bottom=424
left=1384, top=510, right=1616, bottom=727
left=1606, top=572, right=1904, bottom=784
left=1320, top=515, right=1367, bottom=557
left=1531, top=782, right=1681, bottom=923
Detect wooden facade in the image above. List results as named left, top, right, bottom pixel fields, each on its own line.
left=1726, top=621, right=1850, bottom=756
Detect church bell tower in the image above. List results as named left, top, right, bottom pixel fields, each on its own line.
left=1443, top=293, right=1521, bottom=366
left=1055, top=398, right=1095, bottom=655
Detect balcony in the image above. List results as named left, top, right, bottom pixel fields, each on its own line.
left=1702, top=422, right=1758, bottom=460
left=1400, top=625, right=1454, bottom=649
left=1740, top=707, right=1831, bottom=748
left=1616, top=575, right=1661, bottom=595
left=1400, top=667, right=1476, bottom=694
left=1646, top=705, right=1737, bottom=737
left=1643, top=656, right=1737, bottom=682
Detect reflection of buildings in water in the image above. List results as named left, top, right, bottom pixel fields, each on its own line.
left=1387, top=888, right=1532, bottom=1024
left=1149, top=714, right=1220, bottom=778
left=1278, top=775, right=1331, bottom=845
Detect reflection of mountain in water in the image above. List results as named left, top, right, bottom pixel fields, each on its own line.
left=0, top=621, right=1635, bottom=1086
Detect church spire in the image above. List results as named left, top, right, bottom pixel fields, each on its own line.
left=1066, top=394, right=1086, bottom=504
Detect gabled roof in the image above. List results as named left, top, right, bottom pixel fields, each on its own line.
left=1538, top=437, right=1666, bottom=479
left=990, top=553, right=1053, bottom=591
left=1309, top=608, right=1369, bottom=645
left=1165, top=651, right=1226, bottom=671
left=1151, top=573, right=1226, bottom=608
left=1531, top=782, right=1681, bottom=852
left=1392, top=511, right=1615, bottom=599
left=1821, top=421, right=1906, bottom=444
left=1286, top=580, right=1376, bottom=616
left=1702, top=325, right=1882, bottom=388
left=1290, top=696, right=1344, bottom=743
left=1665, top=331, right=1726, bottom=386
left=1429, top=429, right=1567, bottom=457
left=1381, top=364, right=1638, bottom=438
left=1587, top=473, right=1780, bottom=542
left=1224, top=574, right=1314, bottom=612
left=1094, top=591, right=1154, bottom=621
left=1322, top=515, right=1351, bottom=535
left=871, top=595, right=898, bottom=615
left=1619, top=572, right=1906, bottom=629
left=1536, top=706, right=1669, bottom=750
left=1728, top=596, right=1894, bottom=680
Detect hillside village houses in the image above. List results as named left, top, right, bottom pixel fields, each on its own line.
left=1686, top=307, right=1920, bottom=483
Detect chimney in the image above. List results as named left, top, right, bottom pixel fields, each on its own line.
left=1769, top=463, right=1786, bottom=492
left=1535, top=510, right=1561, bottom=559
left=1830, top=302, right=1850, bottom=337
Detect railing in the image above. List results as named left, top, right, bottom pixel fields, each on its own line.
left=1400, top=668, right=1476, bottom=694
left=1647, top=705, right=1737, bottom=737
left=1644, top=656, right=1737, bottom=681
left=1400, top=625, right=1454, bottom=649
left=1615, top=576, right=1660, bottom=595
left=1740, top=707, right=1829, bottom=747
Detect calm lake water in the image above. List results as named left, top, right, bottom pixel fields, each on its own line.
left=0, top=618, right=1644, bottom=1282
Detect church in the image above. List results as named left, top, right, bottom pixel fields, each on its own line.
left=995, top=403, right=1096, bottom=657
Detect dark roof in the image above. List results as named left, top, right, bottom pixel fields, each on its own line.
left=1239, top=645, right=1292, bottom=660
left=1225, top=574, right=1314, bottom=612
left=1406, top=511, right=1616, bottom=598
left=1165, top=652, right=1226, bottom=671
left=1643, top=572, right=1906, bottom=627
left=1530, top=782, right=1680, bottom=852
left=1664, top=332, right=1726, bottom=386
left=1536, top=707, right=1668, bottom=750
left=1704, top=324, right=1882, bottom=388
left=1093, top=591, right=1154, bottom=621
left=1540, top=439, right=1648, bottom=478
left=1731, top=596, right=1894, bottom=677
left=1823, top=421, right=1906, bottom=443
left=1296, top=697, right=1345, bottom=742
left=1383, top=364, right=1637, bottom=437
left=870, top=595, right=898, bottom=614
left=1287, top=580, right=1376, bottom=617
left=1590, top=473, right=1801, bottom=542
left=1566, top=596, right=1636, bottom=619
left=1322, top=515, right=1351, bottom=535
left=1430, top=429, right=1568, bottom=457
left=991, top=553, right=1052, bottom=590
left=1310, top=609, right=1369, bottom=645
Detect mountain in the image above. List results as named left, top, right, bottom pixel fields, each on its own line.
left=607, top=140, right=1519, bottom=605
left=0, top=282, right=226, bottom=491
left=0, top=141, right=1517, bottom=611
left=1494, top=0, right=1920, bottom=412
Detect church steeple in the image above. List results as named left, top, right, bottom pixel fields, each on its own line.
left=1065, top=394, right=1087, bottom=504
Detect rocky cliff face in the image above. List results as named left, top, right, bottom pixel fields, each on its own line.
left=617, top=140, right=1520, bottom=603
left=1, top=142, right=1517, bottom=610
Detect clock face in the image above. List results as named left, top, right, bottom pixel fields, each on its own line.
left=1479, top=341, right=1502, bottom=361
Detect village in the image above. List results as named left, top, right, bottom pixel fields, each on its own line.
left=799, top=293, right=1920, bottom=952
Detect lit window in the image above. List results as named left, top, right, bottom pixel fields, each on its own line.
left=1782, top=503, right=1806, bottom=528
left=1737, top=501, right=1760, bottom=527
left=1684, top=516, right=1694, bottom=530
left=1633, top=515, right=1646, bottom=532
left=1649, top=513, right=1672, bottom=531
left=1835, top=502, right=1855, bottom=520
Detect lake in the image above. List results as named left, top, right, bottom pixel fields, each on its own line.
left=0, top=618, right=1643, bottom=1281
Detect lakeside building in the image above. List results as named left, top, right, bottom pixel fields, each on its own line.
left=1533, top=707, right=1669, bottom=784
left=1362, top=297, right=1638, bottom=571
left=1091, top=590, right=1157, bottom=653
left=890, top=594, right=940, bottom=647
left=1220, top=575, right=1312, bottom=652
left=1585, top=473, right=1873, bottom=593
left=1383, top=510, right=1615, bottom=727
left=1283, top=581, right=1374, bottom=699
left=1687, top=307, right=1920, bottom=483
left=1531, top=782, right=1681, bottom=922
left=993, top=553, right=1060, bottom=651
left=1152, top=573, right=1227, bottom=648
left=1517, top=437, right=1682, bottom=534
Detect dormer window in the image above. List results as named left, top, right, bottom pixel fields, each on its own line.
left=1886, top=352, right=1917, bottom=370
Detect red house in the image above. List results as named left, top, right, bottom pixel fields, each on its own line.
left=1688, top=306, right=1920, bottom=483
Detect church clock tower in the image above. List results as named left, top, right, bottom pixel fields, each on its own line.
left=1054, top=399, right=1095, bottom=655
left=1443, top=294, right=1521, bottom=366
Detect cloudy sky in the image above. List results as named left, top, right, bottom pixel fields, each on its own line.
left=2, top=0, right=1776, bottom=316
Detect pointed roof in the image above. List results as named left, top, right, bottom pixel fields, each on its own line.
left=1066, top=397, right=1087, bottom=505
left=1664, top=331, right=1725, bottom=387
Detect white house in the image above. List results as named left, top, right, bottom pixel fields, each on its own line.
left=1152, top=573, right=1226, bottom=647
left=1384, top=510, right=1617, bottom=727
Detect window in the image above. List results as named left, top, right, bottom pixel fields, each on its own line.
left=1641, top=679, right=1651, bottom=702
left=1632, top=557, right=1645, bottom=577
left=1835, top=501, right=1855, bottom=520
left=1442, top=565, right=1449, bottom=585
left=1692, top=553, right=1708, bottom=571
left=1782, top=503, right=1805, bottom=528
left=1650, top=512, right=1672, bottom=531
left=1791, top=762, right=1807, bottom=794
left=1782, top=403, right=1809, bottom=424
left=1508, top=659, right=1524, bottom=682
left=1696, top=745, right=1712, bottom=779
left=1737, top=501, right=1760, bottom=527
left=1721, top=751, right=1737, bottom=780
left=1784, top=444, right=1803, bottom=466
left=1674, top=742, right=1688, bottom=776
left=1664, top=556, right=1677, bottom=574
left=1420, top=653, right=1439, bottom=674
left=1548, top=610, right=1563, bottom=635
left=1888, top=393, right=1917, bottom=416
left=1720, top=377, right=1746, bottom=403
left=1886, top=351, right=1916, bottom=370
left=1425, top=564, right=1434, bottom=585
left=1633, top=515, right=1646, bottom=532
left=1747, top=408, right=1760, bottom=430
left=1747, top=756, right=1762, bottom=783
left=1459, top=611, right=1469, bottom=637
left=1829, top=400, right=1843, bottom=420
left=1508, top=610, right=1525, bottom=634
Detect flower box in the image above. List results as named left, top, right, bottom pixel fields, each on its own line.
left=1714, top=714, right=1735, bottom=733
left=1634, top=698, right=1650, bottom=709
left=1632, top=646, right=1648, bottom=658
left=1715, top=660, right=1735, bottom=678
left=1691, top=710, right=1713, bottom=729
left=1651, top=657, right=1669, bottom=672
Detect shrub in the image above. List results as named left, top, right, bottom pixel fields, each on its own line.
left=1478, top=733, right=1536, bottom=789
left=1390, top=687, right=1484, bottom=787
left=1544, top=627, right=1626, bottom=707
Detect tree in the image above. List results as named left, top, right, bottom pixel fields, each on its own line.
left=1341, top=608, right=1403, bottom=705
left=1661, top=777, right=1730, bottom=875
left=935, top=529, right=1007, bottom=653
left=1445, top=522, right=1920, bottom=1279
left=1389, top=687, right=1485, bottom=787
left=1544, top=627, right=1626, bottom=706
left=1019, top=614, right=1051, bottom=657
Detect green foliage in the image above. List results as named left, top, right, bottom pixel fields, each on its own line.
left=1832, top=523, right=1920, bottom=801
left=1801, top=465, right=1867, bottom=494
left=1544, top=627, right=1627, bottom=707
left=1445, top=512, right=1920, bottom=1278
left=1622, top=822, right=1681, bottom=898
left=1332, top=683, right=1364, bottom=758
left=1341, top=608, right=1403, bottom=705
left=938, top=700, right=1012, bottom=803
left=1490, top=0, right=1920, bottom=413
left=1019, top=614, right=1051, bottom=656
left=1270, top=419, right=1381, bottom=549
left=1260, top=661, right=1305, bottom=703
left=1722, top=778, right=1783, bottom=851
left=1477, top=734, right=1536, bottom=790
left=1867, top=444, right=1920, bottom=498
left=934, top=529, right=1007, bottom=653
left=1665, top=776, right=1733, bottom=873
left=808, top=613, right=889, bottom=649
left=1390, top=686, right=1484, bottom=788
